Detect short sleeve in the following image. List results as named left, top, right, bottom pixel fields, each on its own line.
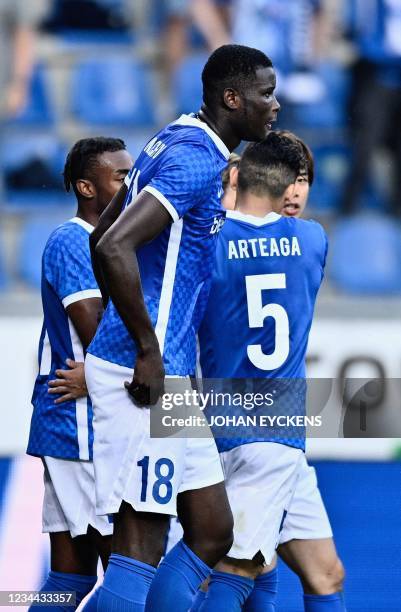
left=143, top=143, right=216, bottom=221
left=44, top=229, right=101, bottom=308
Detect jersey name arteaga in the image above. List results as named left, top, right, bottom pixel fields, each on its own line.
left=27, top=218, right=101, bottom=460
left=199, top=210, right=327, bottom=451
left=88, top=114, right=229, bottom=375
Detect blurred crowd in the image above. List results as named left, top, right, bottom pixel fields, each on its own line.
left=2, top=0, right=401, bottom=296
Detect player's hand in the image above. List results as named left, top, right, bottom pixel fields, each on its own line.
left=125, top=347, right=165, bottom=407
left=48, top=359, right=87, bottom=404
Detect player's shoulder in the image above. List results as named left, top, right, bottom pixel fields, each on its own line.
left=44, top=218, right=92, bottom=257
left=165, top=114, right=229, bottom=160
left=283, top=216, right=327, bottom=240
left=282, top=217, right=328, bottom=261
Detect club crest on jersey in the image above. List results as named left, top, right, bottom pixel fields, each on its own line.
left=210, top=216, right=225, bottom=235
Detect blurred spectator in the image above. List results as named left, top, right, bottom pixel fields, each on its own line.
left=230, top=0, right=331, bottom=102
left=162, top=0, right=230, bottom=74
left=341, top=0, right=401, bottom=217
left=0, top=0, right=44, bottom=119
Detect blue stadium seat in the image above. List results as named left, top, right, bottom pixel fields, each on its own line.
left=71, top=56, right=155, bottom=126
left=173, top=53, right=207, bottom=115
left=19, top=214, right=68, bottom=289
left=7, top=64, right=54, bottom=127
left=0, top=133, right=71, bottom=211
left=328, top=215, right=401, bottom=294
left=59, top=30, right=134, bottom=46
left=1, top=133, right=63, bottom=175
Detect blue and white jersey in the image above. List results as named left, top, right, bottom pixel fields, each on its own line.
left=199, top=211, right=327, bottom=451
left=88, top=114, right=229, bottom=375
left=28, top=218, right=101, bottom=461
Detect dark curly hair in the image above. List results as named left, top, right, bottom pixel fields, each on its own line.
left=238, top=132, right=306, bottom=199
left=63, top=137, right=126, bottom=197
left=202, top=44, right=273, bottom=108
left=276, top=130, right=314, bottom=185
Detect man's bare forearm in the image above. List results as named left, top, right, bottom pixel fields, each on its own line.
left=90, top=183, right=128, bottom=304
left=93, top=189, right=173, bottom=403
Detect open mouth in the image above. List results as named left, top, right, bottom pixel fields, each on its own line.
left=266, top=117, right=277, bottom=131
left=283, top=203, right=300, bottom=217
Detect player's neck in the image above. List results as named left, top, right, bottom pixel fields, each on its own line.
left=235, top=192, right=276, bottom=218
left=197, top=105, right=240, bottom=152
left=75, top=205, right=100, bottom=228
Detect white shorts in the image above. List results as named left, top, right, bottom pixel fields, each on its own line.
left=42, top=456, right=113, bottom=539
left=85, top=354, right=223, bottom=517
left=165, top=451, right=333, bottom=555
left=220, top=442, right=303, bottom=564
left=279, top=452, right=333, bottom=544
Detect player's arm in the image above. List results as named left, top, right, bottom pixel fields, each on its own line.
left=95, top=190, right=172, bottom=406
left=48, top=297, right=103, bottom=404
left=66, top=298, right=103, bottom=350
left=90, top=183, right=129, bottom=305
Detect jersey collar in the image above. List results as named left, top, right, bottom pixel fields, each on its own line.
left=226, top=210, right=282, bottom=226
left=70, top=217, right=95, bottom=234
left=174, top=114, right=230, bottom=160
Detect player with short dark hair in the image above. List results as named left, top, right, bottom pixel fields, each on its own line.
left=196, top=132, right=331, bottom=610
left=85, top=44, right=279, bottom=612
left=27, top=137, right=133, bottom=611
left=212, top=131, right=346, bottom=612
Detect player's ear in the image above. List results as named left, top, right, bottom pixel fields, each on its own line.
left=76, top=178, right=95, bottom=199
left=223, top=87, right=241, bottom=110
left=229, top=166, right=239, bottom=191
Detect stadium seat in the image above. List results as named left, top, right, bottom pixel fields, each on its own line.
left=7, top=64, right=54, bottom=127
left=18, top=214, right=68, bottom=289
left=71, top=56, right=155, bottom=126
left=0, top=133, right=71, bottom=211
left=173, top=53, right=208, bottom=115
left=328, top=214, right=401, bottom=294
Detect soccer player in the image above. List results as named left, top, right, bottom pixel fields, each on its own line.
left=27, top=138, right=133, bottom=611
left=205, top=132, right=345, bottom=611
left=85, top=44, right=280, bottom=612
left=196, top=132, right=343, bottom=611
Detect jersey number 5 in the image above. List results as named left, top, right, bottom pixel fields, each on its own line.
left=245, top=273, right=289, bottom=370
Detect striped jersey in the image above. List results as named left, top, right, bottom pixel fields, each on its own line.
left=88, top=114, right=229, bottom=375
left=27, top=218, right=101, bottom=460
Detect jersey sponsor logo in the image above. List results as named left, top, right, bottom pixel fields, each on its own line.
left=228, top=236, right=301, bottom=259
left=210, top=216, right=225, bottom=235
left=143, top=137, right=167, bottom=159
